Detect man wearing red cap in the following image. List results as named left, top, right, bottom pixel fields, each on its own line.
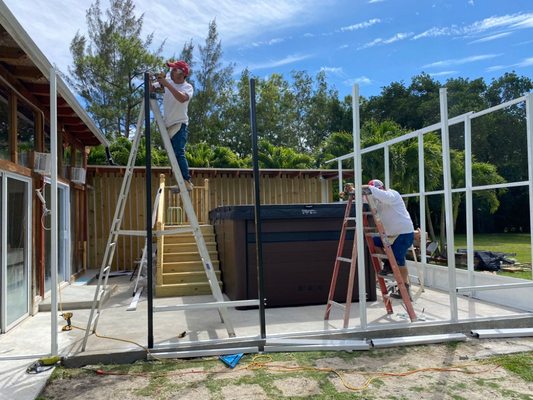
left=365, top=179, right=415, bottom=300
left=153, top=60, right=194, bottom=190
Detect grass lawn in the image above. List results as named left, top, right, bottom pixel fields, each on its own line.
left=454, top=233, right=532, bottom=280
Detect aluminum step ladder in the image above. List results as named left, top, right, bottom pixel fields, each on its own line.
left=81, top=98, right=239, bottom=351
left=324, top=185, right=416, bottom=328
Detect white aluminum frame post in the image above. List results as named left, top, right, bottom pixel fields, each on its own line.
left=50, top=67, right=59, bottom=356
left=326, top=88, right=533, bottom=328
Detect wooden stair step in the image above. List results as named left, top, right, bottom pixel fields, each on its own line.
left=164, top=243, right=217, bottom=253
left=162, top=260, right=220, bottom=273
left=163, top=234, right=216, bottom=245
left=163, top=251, right=218, bottom=263
left=162, top=271, right=221, bottom=285
left=156, top=281, right=222, bottom=297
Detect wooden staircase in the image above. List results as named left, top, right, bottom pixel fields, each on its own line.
left=155, top=224, right=222, bottom=297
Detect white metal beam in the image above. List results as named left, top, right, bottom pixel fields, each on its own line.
left=371, top=333, right=467, bottom=348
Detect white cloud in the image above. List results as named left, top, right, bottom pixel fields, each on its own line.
left=422, top=54, right=501, bottom=68
left=467, top=13, right=533, bottom=33
left=413, top=12, right=533, bottom=41
left=429, top=70, right=458, bottom=77
left=489, top=57, right=533, bottom=72
left=516, top=57, right=533, bottom=67
left=368, top=0, right=385, bottom=3
left=248, top=53, right=312, bottom=70
left=344, top=76, right=372, bottom=86
left=358, top=32, right=412, bottom=49
left=137, top=0, right=324, bottom=49
left=486, top=65, right=505, bottom=72
left=321, top=66, right=343, bottom=74
left=249, top=37, right=287, bottom=48
left=383, top=32, right=414, bottom=44
left=358, top=38, right=383, bottom=49
left=468, top=0, right=475, bottom=5
left=468, top=32, right=512, bottom=44
left=340, top=19, right=381, bottom=32
left=413, top=26, right=461, bottom=40
left=4, top=0, right=325, bottom=69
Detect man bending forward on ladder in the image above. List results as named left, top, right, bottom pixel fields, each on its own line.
left=152, top=60, right=194, bottom=191
left=365, top=179, right=414, bottom=299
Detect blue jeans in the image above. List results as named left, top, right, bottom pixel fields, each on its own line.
left=373, top=232, right=414, bottom=267
left=170, top=123, right=190, bottom=181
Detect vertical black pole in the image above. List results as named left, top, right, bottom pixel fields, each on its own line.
left=144, top=73, right=154, bottom=349
left=249, top=78, right=266, bottom=344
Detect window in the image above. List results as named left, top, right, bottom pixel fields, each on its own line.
left=17, top=100, right=35, bottom=167
left=0, top=85, right=8, bottom=161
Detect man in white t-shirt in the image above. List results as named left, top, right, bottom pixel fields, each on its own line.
left=153, top=60, right=194, bottom=191
left=365, top=179, right=415, bottom=300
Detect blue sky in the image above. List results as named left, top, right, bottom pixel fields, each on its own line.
left=4, top=0, right=533, bottom=98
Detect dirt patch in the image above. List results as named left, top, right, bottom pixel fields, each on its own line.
left=39, top=338, right=533, bottom=399
left=273, top=377, right=321, bottom=397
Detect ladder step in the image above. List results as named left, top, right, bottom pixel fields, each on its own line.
left=346, top=217, right=356, bottom=221
left=328, top=300, right=346, bottom=310
left=365, top=232, right=380, bottom=238
left=372, top=254, right=389, bottom=260
left=337, top=257, right=352, bottom=263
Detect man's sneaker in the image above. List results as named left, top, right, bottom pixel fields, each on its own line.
left=390, top=284, right=412, bottom=301
left=378, top=263, right=393, bottom=276
left=169, top=181, right=193, bottom=193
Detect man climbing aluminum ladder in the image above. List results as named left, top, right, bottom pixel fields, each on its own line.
left=324, top=183, right=416, bottom=328
left=81, top=98, right=241, bottom=351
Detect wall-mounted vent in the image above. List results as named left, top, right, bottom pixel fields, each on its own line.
left=70, top=167, right=86, bottom=184
left=34, top=152, right=51, bottom=175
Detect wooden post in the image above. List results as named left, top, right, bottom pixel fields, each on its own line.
left=156, top=174, right=166, bottom=287
left=203, top=178, right=210, bottom=223
left=8, top=92, right=17, bottom=163
left=34, top=110, right=43, bottom=152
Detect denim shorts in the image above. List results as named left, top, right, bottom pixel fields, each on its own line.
left=372, top=232, right=414, bottom=267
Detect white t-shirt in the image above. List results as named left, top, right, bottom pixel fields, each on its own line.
left=368, top=186, right=414, bottom=236
left=162, top=80, right=194, bottom=136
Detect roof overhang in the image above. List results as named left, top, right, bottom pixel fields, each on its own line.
left=0, top=0, right=109, bottom=147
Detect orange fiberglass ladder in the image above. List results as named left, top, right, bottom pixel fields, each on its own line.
left=324, top=185, right=417, bottom=328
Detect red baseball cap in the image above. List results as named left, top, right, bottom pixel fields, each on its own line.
left=166, top=60, right=189, bottom=76
left=368, top=179, right=384, bottom=189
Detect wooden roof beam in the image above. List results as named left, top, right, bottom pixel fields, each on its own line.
left=8, top=65, right=44, bottom=80
left=0, top=46, right=26, bottom=60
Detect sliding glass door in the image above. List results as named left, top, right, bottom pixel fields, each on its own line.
left=1, top=173, right=31, bottom=332
left=44, top=181, right=70, bottom=292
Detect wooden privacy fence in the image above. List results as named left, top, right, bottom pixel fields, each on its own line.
left=86, top=166, right=340, bottom=271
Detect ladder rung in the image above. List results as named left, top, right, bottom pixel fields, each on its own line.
left=328, top=300, right=346, bottom=310
left=363, top=227, right=376, bottom=231
left=103, top=266, right=111, bottom=273
left=345, top=217, right=356, bottom=221
left=372, top=254, right=389, bottom=260
left=337, top=257, right=352, bottom=263
left=365, top=232, right=380, bottom=238
left=363, top=211, right=373, bottom=215
left=116, top=229, right=148, bottom=237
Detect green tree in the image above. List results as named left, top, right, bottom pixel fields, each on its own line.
left=186, top=142, right=244, bottom=168
left=258, top=140, right=314, bottom=169
left=68, top=0, right=163, bottom=139
left=189, top=20, right=235, bottom=145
